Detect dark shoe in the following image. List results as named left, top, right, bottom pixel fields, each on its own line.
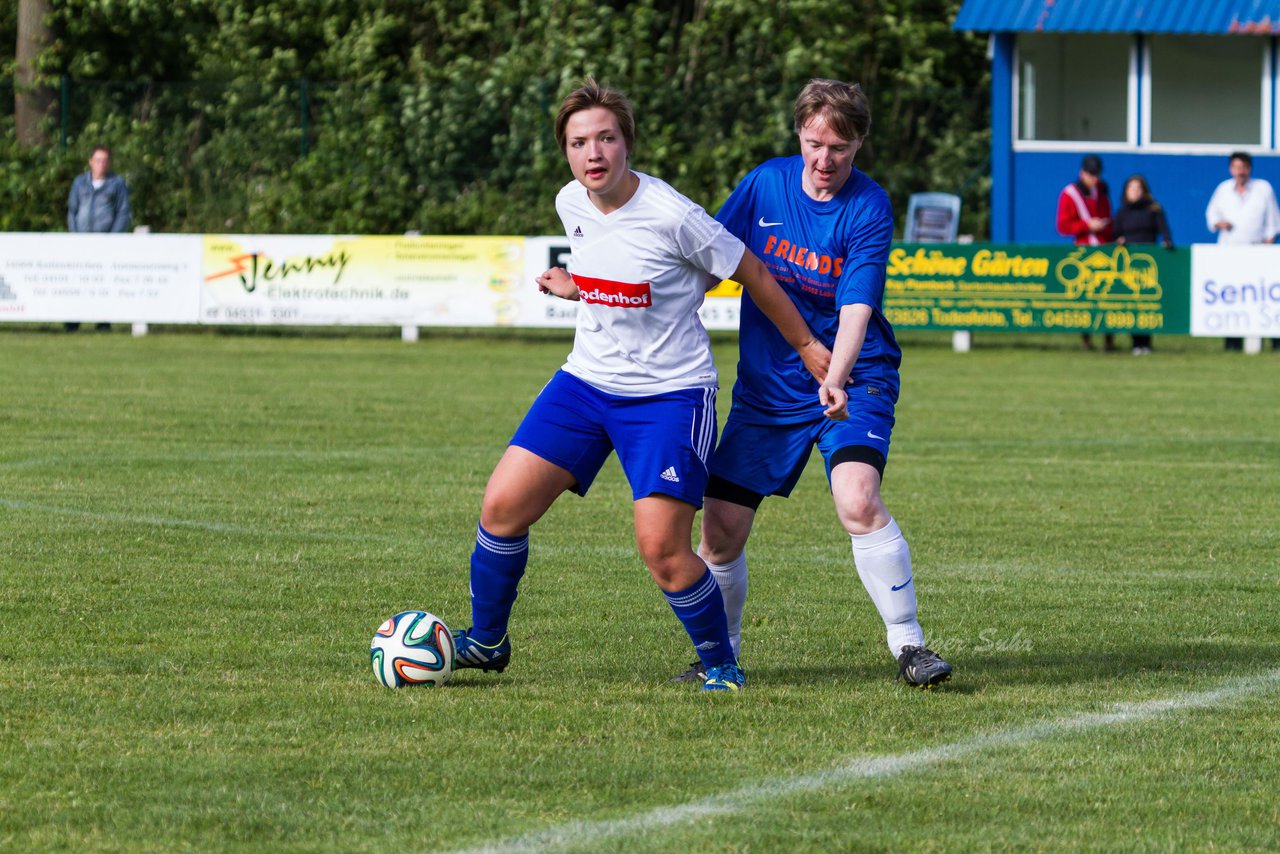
left=64, top=322, right=81, bottom=332
left=896, top=645, right=953, bottom=688
left=670, top=660, right=707, bottom=684
left=95, top=323, right=111, bottom=332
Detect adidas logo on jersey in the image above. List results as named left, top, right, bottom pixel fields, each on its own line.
left=660, top=466, right=680, bottom=483
left=572, top=226, right=583, bottom=238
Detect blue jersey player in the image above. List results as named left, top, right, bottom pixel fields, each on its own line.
left=676, top=79, right=952, bottom=688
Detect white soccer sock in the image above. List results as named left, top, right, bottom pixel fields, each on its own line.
left=706, top=552, right=747, bottom=659
left=850, top=518, right=925, bottom=659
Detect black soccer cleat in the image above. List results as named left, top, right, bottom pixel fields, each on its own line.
left=896, top=645, right=953, bottom=688
left=670, top=660, right=707, bottom=684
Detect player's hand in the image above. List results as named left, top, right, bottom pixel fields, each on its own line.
left=1215, top=220, right=1233, bottom=232
left=797, top=337, right=832, bottom=385
left=819, top=382, right=848, bottom=421
left=537, top=267, right=579, bottom=300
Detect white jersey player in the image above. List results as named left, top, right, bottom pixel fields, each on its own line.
left=448, top=78, right=837, bottom=692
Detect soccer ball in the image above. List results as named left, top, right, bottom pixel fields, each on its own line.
left=370, top=611, right=455, bottom=688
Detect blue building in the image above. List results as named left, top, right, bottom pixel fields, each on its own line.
left=954, top=0, right=1280, bottom=243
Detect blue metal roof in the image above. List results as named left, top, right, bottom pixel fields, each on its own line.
left=954, top=0, right=1280, bottom=34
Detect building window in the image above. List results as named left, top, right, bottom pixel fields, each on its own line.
left=1148, top=36, right=1265, bottom=146
left=1017, top=34, right=1130, bottom=142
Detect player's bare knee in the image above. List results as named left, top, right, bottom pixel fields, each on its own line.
left=636, top=536, right=674, bottom=570
left=636, top=538, right=689, bottom=586
left=698, top=541, right=736, bottom=566
left=699, top=503, right=752, bottom=563
left=836, top=496, right=881, bottom=534
left=640, top=554, right=685, bottom=587
left=479, top=488, right=534, bottom=537
left=697, top=524, right=744, bottom=565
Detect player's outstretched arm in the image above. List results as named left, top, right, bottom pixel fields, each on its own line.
left=537, top=267, right=580, bottom=300
left=820, top=303, right=873, bottom=421
left=732, top=251, right=830, bottom=383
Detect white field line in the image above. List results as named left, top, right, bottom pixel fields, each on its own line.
left=449, top=668, right=1280, bottom=854
left=0, top=497, right=632, bottom=556
left=0, top=446, right=464, bottom=471
left=0, top=497, right=404, bottom=544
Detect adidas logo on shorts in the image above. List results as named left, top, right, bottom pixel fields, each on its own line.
left=660, top=466, right=680, bottom=483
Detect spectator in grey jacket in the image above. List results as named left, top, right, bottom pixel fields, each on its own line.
left=66, top=145, right=131, bottom=331
left=68, top=145, right=131, bottom=233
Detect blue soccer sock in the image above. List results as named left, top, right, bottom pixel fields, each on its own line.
left=663, top=568, right=734, bottom=669
left=468, top=524, right=529, bottom=645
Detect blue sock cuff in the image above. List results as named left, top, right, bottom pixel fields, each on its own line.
left=662, top=568, right=732, bottom=669
left=662, top=568, right=717, bottom=609
left=476, top=524, right=529, bottom=554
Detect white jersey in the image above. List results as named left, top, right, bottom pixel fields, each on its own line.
left=556, top=171, right=746, bottom=396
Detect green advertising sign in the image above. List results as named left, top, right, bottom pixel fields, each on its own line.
left=884, top=244, right=1191, bottom=335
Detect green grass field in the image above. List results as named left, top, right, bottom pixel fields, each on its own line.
left=2, top=327, right=1278, bottom=852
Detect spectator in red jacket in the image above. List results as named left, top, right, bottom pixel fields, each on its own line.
left=1057, top=154, right=1114, bottom=351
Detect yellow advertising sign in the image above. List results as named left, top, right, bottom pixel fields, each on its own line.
left=200, top=235, right=525, bottom=325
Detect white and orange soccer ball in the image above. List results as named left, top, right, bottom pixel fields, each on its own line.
left=370, top=611, right=455, bottom=688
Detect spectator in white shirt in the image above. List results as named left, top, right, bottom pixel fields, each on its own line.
left=1205, top=151, right=1280, bottom=350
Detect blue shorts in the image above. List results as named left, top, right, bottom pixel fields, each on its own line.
left=510, top=370, right=717, bottom=506
left=708, top=385, right=896, bottom=498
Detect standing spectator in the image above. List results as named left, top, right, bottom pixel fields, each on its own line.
left=1113, top=175, right=1173, bottom=355
left=66, top=144, right=131, bottom=332
left=1205, top=151, right=1280, bottom=351
left=1057, top=154, right=1114, bottom=351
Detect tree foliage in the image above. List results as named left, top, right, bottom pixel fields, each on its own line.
left=3, top=0, right=990, bottom=236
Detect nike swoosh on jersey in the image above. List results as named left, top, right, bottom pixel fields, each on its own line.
left=757, top=217, right=783, bottom=227
left=867, top=430, right=885, bottom=441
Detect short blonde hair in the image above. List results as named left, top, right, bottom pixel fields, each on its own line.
left=793, top=79, right=871, bottom=142
left=554, top=77, right=636, bottom=156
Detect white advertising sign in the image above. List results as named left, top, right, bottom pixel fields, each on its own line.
left=1190, top=244, right=1280, bottom=337
left=517, top=235, right=744, bottom=331
left=0, top=231, right=766, bottom=334
left=0, top=233, right=201, bottom=323
left=516, top=236, right=578, bottom=328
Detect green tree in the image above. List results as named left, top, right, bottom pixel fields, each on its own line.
left=3, top=0, right=990, bottom=236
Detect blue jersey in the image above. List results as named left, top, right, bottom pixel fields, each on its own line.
left=716, top=156, right=900, bottom=423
